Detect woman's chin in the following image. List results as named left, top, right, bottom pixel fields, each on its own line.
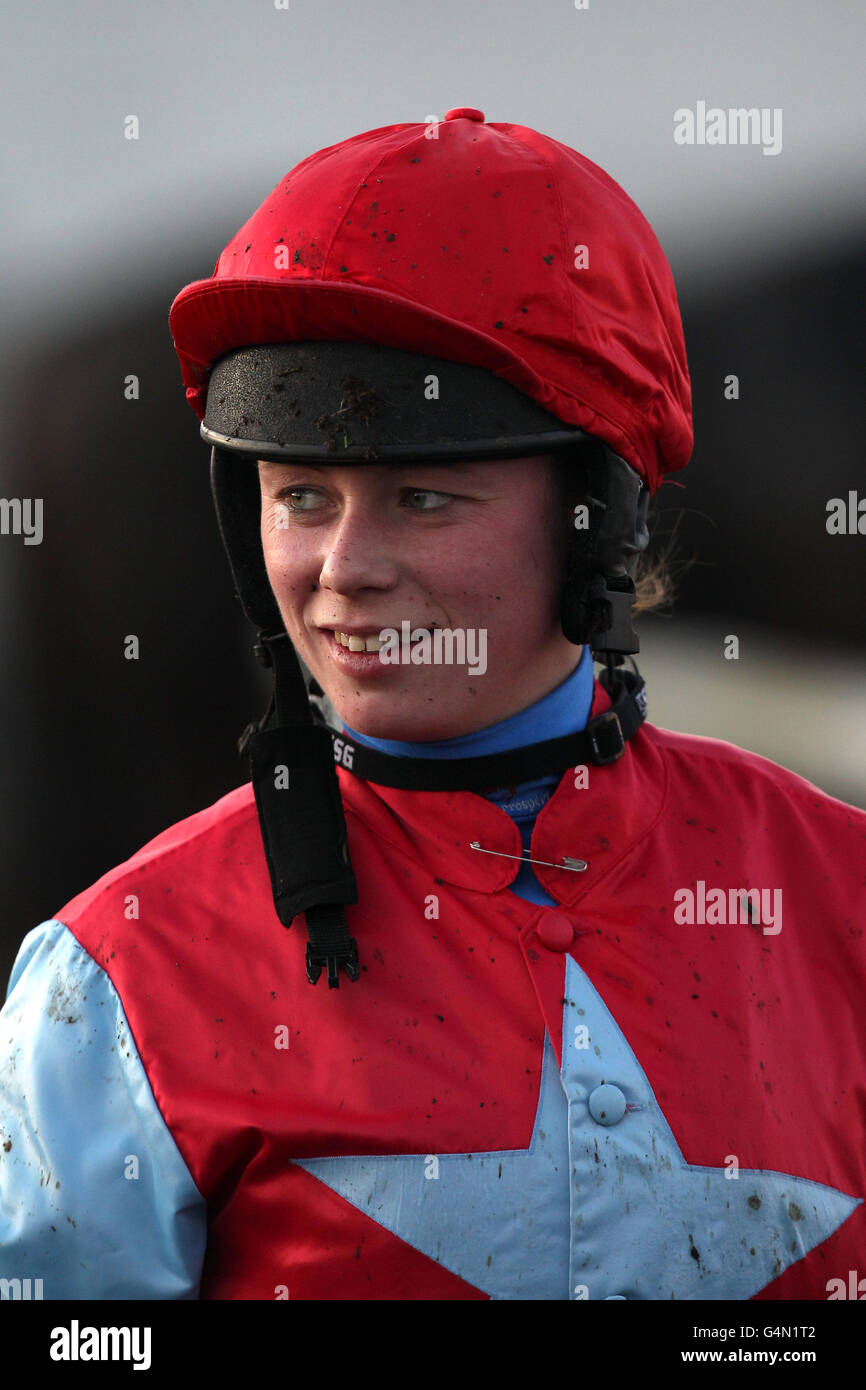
left=329, top=695, right=477, bottom=743
left=339, top=713, right=451, bottom=742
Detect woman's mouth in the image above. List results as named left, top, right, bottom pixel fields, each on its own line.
left=320, top=628, right=393, bottom=677
left=330, top=629, right=386, bottom=653
left=319, top=625, right=438, bottom=676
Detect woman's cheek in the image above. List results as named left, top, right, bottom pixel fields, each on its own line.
left=261, top=513, right=307, bottom=586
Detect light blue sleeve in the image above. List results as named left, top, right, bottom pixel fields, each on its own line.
left=0, top=919, right=206, bottom=1299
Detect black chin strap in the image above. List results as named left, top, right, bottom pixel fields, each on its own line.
left=241, top=631, right=360, bottom=989
left=325, top=662, right=647, bottom=791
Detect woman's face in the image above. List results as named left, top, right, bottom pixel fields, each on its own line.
left=258, top=455, right=582, bottom=740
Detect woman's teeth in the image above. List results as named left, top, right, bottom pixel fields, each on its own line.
left=333, top=631, right=384, bottom=652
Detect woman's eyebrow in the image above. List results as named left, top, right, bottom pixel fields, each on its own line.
left=392, top=461, right=498, bottom=481
left=256, top=459, right=496, bottom=484
left=257, top=459, right=327, bottom=471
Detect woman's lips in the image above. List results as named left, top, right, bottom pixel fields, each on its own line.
left=320, top=628, right=393, bottom=676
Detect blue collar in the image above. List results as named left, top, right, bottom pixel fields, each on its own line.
left=341, top=644, right=594, bottom=817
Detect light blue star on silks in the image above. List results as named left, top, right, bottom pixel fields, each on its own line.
left=296, top=956, right=860, bottom=1299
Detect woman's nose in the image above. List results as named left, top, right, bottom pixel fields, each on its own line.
left=318, top=504, right=400, bottom=595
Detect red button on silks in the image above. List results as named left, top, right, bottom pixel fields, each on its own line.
left=537, top=911, right=576, bottom=952
left=443, top=107, right=485, bottom=122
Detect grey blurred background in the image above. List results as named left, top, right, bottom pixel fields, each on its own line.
left=2, top=0, right=864, bottom=987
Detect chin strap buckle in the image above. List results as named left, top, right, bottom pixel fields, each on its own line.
left=304, top=902, right=361, bottom=988
left=586, top=708, right=626, bottom=765
left=306, top=937, right=361, bottom=989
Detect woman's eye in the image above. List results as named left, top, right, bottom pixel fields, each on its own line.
left=277, top=487, right=323, bottom=511
left=272, top=485, right=453, bottom=513
left=403, top=489, right=453, bottom=510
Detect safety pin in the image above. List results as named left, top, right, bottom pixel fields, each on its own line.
left=469, top=842, right=588, bottom=872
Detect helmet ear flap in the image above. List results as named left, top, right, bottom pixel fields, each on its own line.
left=559, top=444, right=649, bottom=655
left=210, top=446, right=283, bottom=633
